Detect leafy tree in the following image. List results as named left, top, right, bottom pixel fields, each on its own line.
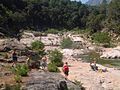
left=106, top=0, right=120, bottom=34
left=0, top=0, right=119, bottom=37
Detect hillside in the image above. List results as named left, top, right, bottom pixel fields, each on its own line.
left=86, top=0, right=111, bottom=5
left=0, top=0, right=119, bottom=38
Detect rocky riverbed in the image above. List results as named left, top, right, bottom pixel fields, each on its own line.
left=0, top=32, right=120, bottom=90
left=60, top=59, right=120, bottom=90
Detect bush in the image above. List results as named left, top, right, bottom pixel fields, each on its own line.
left=60, top=37, right=73, bottom=49
left=92, top=32, right=111, bottom=44
left=14, top=75, right=22, bottom=83
left=48, top=63, right=60, bottom=72
left=49, top=49, right=63, bottom=67
left=45, top=29, right=59, bottom=34
left=31, top=40, right=46, bottom=60
left=31, top=40, right=44, bottom=51
left=12, top=64, right=29, bottom=76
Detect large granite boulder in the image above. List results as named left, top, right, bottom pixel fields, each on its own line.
left=24, top=71, right=81, bottom=90
left=0, top=39, right=26, bottom=51
left=100, top=46, right=120, bottom=59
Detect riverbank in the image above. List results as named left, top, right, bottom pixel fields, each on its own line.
left=60, top=59, right=120, bottom=90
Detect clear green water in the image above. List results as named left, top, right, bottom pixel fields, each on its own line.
left=80, top=54, right=120, bottom=68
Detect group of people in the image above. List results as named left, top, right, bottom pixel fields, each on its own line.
left=90, top=60, right=108, bottom=72
left=11, top=49, right=69, bottom=79
left=11, top=49, right=47, bottom=70
left=11, top=49, right=107, bottom=80
left=90, top=61, right=98, bottom=71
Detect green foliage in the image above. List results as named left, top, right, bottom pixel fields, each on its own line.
left=92, top=32, right=111, bottom=44
left=12, top=64, right=29, bottom=76
left=31, top=41, right=44, bottom=51
left=49, top=49, right=63, bottom=67
left=0, top=0, right=120, bottom=37
left=47, top=63, right=60, bottom=72
left=31, top=40, right=46, bottom=60
left=45, top=29, right=60, bottom=34
left=14, top=75, right=22, bottom=83
left=61, top=37, right=73, bottom=49
left=107, top=0, right=120, bottom=34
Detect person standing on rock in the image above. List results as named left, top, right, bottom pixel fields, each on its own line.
left=62, top=62, right=69, bottom=79
left=41, top=56, right=47, bottom=70
left=26, top=54, right=31, bottom=70
left=12, top=49, right=18, bottom=67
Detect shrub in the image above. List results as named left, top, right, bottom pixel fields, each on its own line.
left=60, top=37, right=73, bottom=49
left=49, top=49, right=63, bottom=67
left=31, top=40, right=46, bottom=60
left=12, top=64, right=29, bottom=76
left=92, top=32, right=111, bottom=44
left=45, top=29, right=59, bottom=34
left=14, top=75, right=22, bottom=83
left=31, top=40, right=44, bottom=51
left=48, top=63, right=60, bottom=72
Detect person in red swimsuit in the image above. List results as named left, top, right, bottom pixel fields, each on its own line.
left=62, top=62, right=69, bottom=79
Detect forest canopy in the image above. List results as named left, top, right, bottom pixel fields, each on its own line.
left=0, top=0, right=119, bottom=37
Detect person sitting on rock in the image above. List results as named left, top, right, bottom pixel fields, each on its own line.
left=62, top=62, right=69, bottom=79
left=90, top=61, right=98, bottom=71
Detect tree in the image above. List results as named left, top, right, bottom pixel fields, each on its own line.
left=107, top=0, right=120, bottom=34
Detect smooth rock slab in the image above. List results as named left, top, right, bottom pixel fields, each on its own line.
left=25, top=71, right=81, bottom=90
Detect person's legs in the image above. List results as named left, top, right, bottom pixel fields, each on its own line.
left=13, top=57, right=17, bottom=67
left=64, top=71, right=69, bottom=79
